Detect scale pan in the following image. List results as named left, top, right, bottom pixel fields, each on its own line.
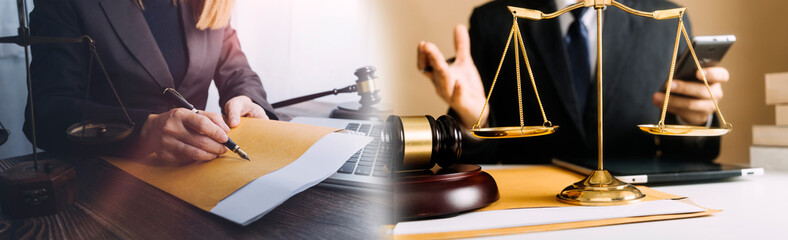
left=67, top=119, right=134, bottom=144
left=638, top=124, right=730, bottom=136
left=471, top=125, right=558, bottom=139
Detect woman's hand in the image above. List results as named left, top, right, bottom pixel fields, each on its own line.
left=138, top=108, right=230, bottom=164
left=224, top=95, right=269, bottom=128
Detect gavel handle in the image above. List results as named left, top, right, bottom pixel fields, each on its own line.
left=272, top=85, right=356, bottom=109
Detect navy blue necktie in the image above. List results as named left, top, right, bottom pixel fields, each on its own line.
left=566, top=8, right=590, bottom=113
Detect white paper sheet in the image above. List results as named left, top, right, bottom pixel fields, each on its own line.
left=392, top=200, right=705, bottom=235
left=210, top=132, right=371, bottom=225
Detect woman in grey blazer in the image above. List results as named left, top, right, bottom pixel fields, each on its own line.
left=25, top=0, right=275, bottom=163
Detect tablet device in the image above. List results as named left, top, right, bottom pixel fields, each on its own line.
left=553, top=156, right=762, bottom=184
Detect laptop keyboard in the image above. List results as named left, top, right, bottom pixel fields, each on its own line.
left=336, top=123, right=390, bottom=177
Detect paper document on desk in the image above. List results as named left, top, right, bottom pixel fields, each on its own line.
left=393, top=199, right=705, bottom=235
left=387, top=166, right=720, bottom=239
left=104, top=118, right=371, bottom=225
left=211, top=132, right=371, bottom=225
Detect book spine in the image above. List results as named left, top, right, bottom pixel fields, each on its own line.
left=750, top=145, right=788, bottom=171
left=777, top=105, right=788, bottom=126
left=766, top=72, right=788, bottom=105
left=752, top=125, right=788, bottom=147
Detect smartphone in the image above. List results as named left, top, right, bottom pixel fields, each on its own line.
left=672, top=35, right=736, bottom=81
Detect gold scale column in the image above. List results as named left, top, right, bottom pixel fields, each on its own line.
left=556, top=6, right=646, bottom=205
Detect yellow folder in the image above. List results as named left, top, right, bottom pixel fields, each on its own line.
left=103, top=118, right=336, bottom=211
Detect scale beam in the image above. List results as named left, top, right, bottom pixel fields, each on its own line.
left=508, top=0, right=684, bottom=20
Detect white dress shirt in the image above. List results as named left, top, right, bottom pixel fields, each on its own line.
left=557, top=0, right=598, bottom=79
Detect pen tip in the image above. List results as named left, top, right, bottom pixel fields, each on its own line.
left=237, top=149, right=250, bottom=161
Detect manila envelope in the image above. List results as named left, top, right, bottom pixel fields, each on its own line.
left=104, top=118, right=336, bottom=211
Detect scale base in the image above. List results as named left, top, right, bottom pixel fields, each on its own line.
left=0, top=158, right=77, bottom=218
left=557, top=170, right=645, bottom=206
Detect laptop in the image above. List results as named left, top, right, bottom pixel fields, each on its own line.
left=290, top=117, right=390, bottom=190
left=553, top=156, right=763, bottom=184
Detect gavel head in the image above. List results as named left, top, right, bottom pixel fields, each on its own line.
left=354, top=66, right=381, bottom=108
left=385, top=115, right=464, bottom=171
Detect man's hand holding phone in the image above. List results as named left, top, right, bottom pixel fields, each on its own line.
left=653, top=67, right=729, bottom=125
left=652, top=35, right=734, bottom=126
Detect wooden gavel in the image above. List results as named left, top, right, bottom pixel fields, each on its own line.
left=385, top=115, right=483, bottom=171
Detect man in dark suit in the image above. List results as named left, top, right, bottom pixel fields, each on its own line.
left=24, top=0, right=276, bottom=163
left=418, top=0, right=727, bottom=163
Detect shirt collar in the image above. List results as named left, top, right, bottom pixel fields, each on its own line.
left=556, top=0, right=598, bottom=38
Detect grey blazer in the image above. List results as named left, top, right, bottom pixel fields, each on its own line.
left=24, top=0, right=276, bottom=156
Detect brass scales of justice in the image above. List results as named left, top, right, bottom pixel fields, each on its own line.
left=470, top=0, right=731, bottom=205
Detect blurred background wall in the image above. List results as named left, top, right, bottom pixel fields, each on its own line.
left=206, top=0, right=388, bottom=114
left=0, top=1, right=35, bottom=159
left=383, top=0, right=788, bottom=165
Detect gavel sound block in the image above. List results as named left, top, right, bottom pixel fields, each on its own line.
left=394, top=164, right=499, bottom=220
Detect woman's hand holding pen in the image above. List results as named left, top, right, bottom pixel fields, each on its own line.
left=138, top=108, right=230, bottom=164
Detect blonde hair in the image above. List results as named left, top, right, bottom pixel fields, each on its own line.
left=137, top=0, right=235, bottom=30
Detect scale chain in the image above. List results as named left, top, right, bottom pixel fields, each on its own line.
left=473, top=16, right=517, bottom=130
left=514, top=19, right=525, bottom=130
left=681, top=22, right=730, bottom=128
left=658, top=16, right=730, bottom=130
left=474, top=13, right=553, bottom=131
left=514, top=20, right=549, bottom=126
left=658, top=17, right=685, bottom=130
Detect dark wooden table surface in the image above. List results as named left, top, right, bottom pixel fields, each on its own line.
left=0, top=153, right=390, bottom=239
left=0, top=102, right=392, bottom=239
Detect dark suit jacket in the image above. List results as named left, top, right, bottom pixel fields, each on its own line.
left=458, top=0, right=719, bottom=164
left=24, top=0, right=277, bottom=156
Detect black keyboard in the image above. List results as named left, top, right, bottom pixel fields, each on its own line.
left=336, top=123, right=390, bottom=177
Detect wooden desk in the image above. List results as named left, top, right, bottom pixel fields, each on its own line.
left=0, top=101, right=390, bottom=239
left=0, top=154, right=389, bottom=239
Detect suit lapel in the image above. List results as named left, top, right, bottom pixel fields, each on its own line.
left=525, top=1, right=586, bottom=137
left=178, top=1, right=207, bottom=90
left=100, top=0, right=173, bottom=89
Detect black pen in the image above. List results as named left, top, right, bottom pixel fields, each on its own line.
left=163, top=88, right=250, bottom=161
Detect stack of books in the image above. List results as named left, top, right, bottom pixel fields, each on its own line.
left=751, top=72, right=788, bottom=171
